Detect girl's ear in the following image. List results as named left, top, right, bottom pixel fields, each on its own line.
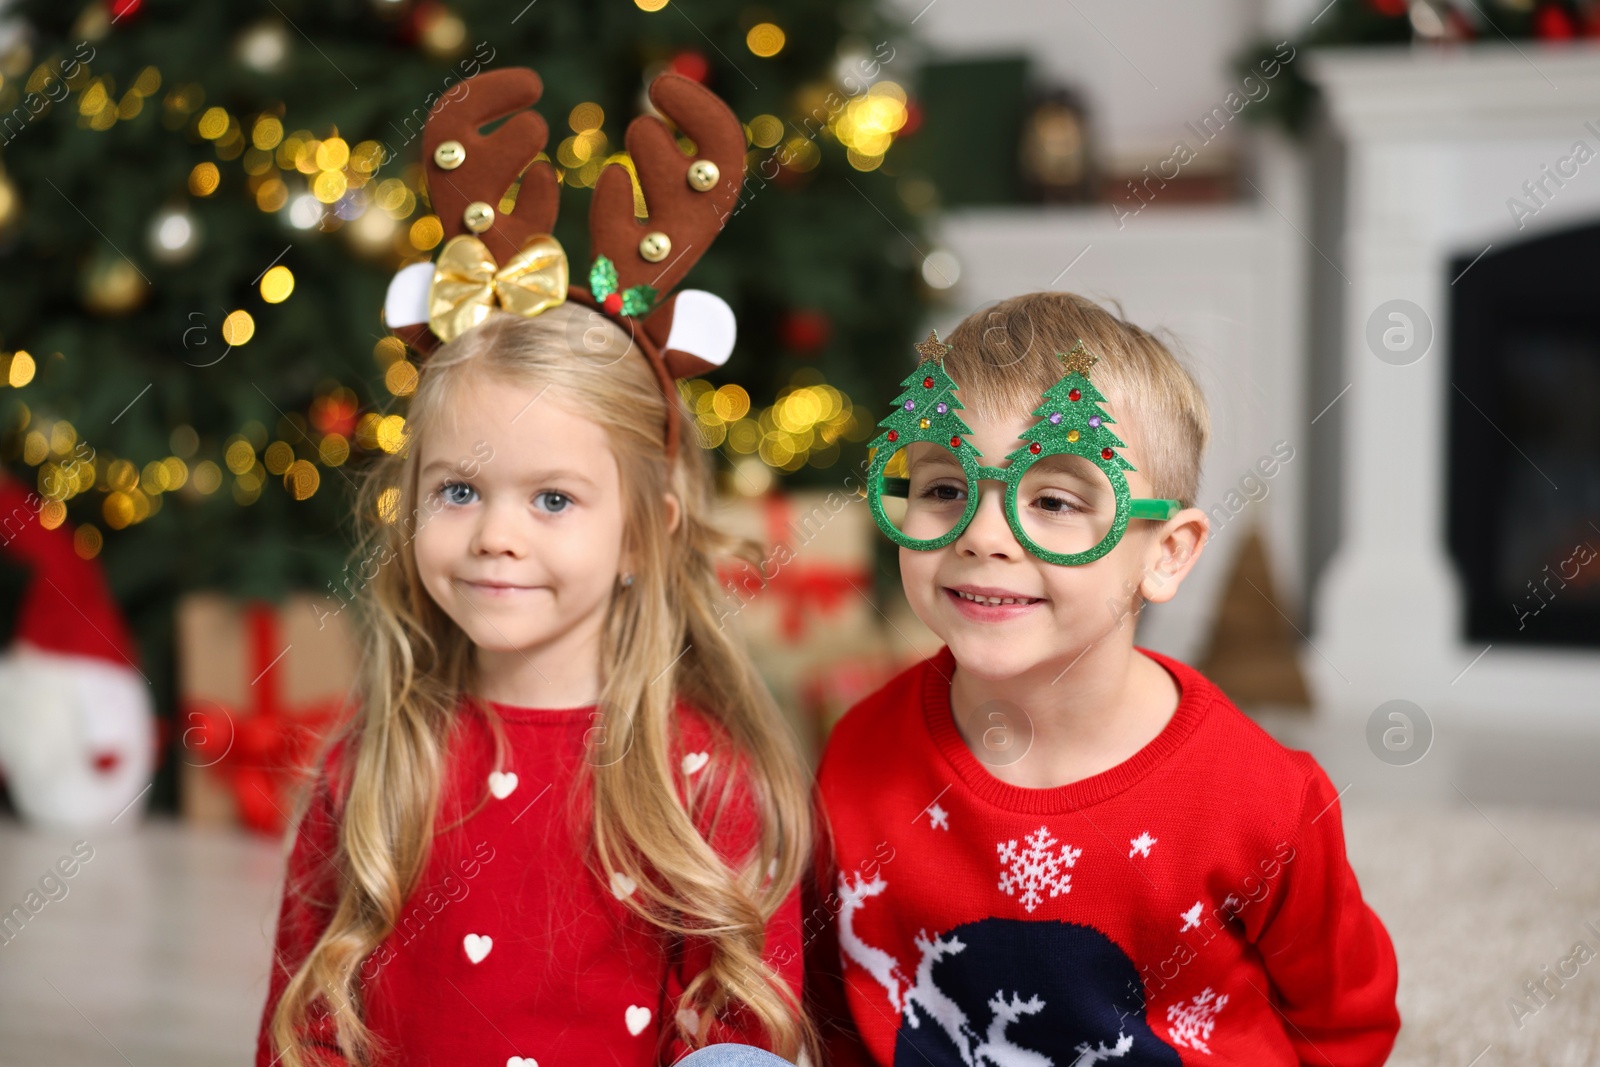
left=662, top=492, right=682, bottom=536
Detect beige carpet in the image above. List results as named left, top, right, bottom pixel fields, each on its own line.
left=1345, top=804, right=1600, bottom=1066
left=0, top=808, right=1597, bottom=1064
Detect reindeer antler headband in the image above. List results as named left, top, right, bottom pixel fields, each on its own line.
left=381, top=67, right=745, bottom=459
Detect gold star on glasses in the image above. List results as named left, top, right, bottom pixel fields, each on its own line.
left=914, top=329, right=951, bottom=366
left=1056, top=339, right=1099, bottom=376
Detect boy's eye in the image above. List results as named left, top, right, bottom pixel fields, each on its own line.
left=534, top=490, right=571, bottom=513
left=439, top=481, right=476, bottom=506
left=1032, top=491, right=1084, bottom=515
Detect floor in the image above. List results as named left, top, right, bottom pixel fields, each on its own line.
left=1, top=793, right=1598, bottom=1064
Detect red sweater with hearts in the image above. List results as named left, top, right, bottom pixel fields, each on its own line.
left=255, top=696, right=801, bottom=1067
left=805, top=646, right=1400, bottom=1067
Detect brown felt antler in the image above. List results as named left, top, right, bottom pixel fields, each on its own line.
left=586, top=73, right=746, bottom=302
left=385, top=68, right=747, bottom=460
left=422, top=67, right=559, bottom=265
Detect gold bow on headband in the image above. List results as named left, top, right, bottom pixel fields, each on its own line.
left=427, top=233, right=569, bottom=344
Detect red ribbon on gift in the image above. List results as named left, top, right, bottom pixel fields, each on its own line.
left=716, top=494, right=871, bottom=641
left=181, top=601, right=350, bottom=835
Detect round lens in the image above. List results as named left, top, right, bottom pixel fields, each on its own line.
left=1012, top=452, right=1119, bottom=559
left=875, top=442, right=971, bottom=545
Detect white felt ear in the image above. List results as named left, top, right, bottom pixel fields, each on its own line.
left=384, top=261, right=435, bottom=328
left=663, top=289, right=736, bottom=369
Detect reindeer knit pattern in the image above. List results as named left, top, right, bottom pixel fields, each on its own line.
left=806, top=646, right=1400, bottom=1067
left=257, top=698, right=800, bottom=1066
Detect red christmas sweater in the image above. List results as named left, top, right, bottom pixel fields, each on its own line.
left=805, top=646, right=1400, bottom=1067
left=256, top=696, right=801, bottom=1067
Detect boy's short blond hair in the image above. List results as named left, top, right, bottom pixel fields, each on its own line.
left=942, top=291, right=1210, bottom=507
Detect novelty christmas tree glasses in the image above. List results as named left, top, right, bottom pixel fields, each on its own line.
left=867, top=334, right=1182, bottom=566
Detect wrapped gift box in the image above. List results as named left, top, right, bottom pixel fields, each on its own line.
left=176, top=592, right=360, bottom=834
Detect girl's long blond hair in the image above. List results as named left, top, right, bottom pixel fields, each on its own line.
left=269, top=304, right=818, bottom=1065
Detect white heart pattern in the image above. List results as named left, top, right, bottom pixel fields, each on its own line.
left=463, top=933, right=493, bottom=964
left=681, top=751, right=710, bottom=776
left=609, top=870, right=638, bottom=900
left=488, top=771, right=518, bottom=799
left=507, top=1059, right=538, bottom=1067
left=675, top=1007, right=700, bottom=1037
left=625, top=1004, right=652, bottom=1036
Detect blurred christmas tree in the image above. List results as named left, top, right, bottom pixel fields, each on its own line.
left=0, top=0, right=930, bottom=800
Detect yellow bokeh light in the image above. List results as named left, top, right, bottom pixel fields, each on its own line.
left=192, top=460, right=223, bottom=494
left=253, top=116, right=283, bottom=150
left=377, top=486, right=402, bottom=524
left=746, top=23, right=785, bottom=58
left=221, top=309, right=255, bottom=346
left=385, top=359, right=419, bottom=397
left=285, top=459, right=319, bottom=500
left=316, top=137, right=350, bottom=171
left=313, top=169, right=348, bottom=203
left=634, top=0, right=669, bottom=9
left=748, top=114, right=783, bottom=149
left=569, top=102, right=604, bottom=132
left=225, top=439, right=257, bottom=475
left=376, top=414, right=409, bottom=454
left=264, top=441, right=295, bottom=475
left=256, top=177, right=288, bottom=212
left=711, top=384, right=751, bottom=423
left=197, top=106, right=230, bottom=139
left=410, top=215, right=444, bottom=250
left=74, top=524, right=103, bottom=559
left=188, top=162, right=220, bottom=196
left=8, top=350, right=35, bottom=387
left=261, top=265, right=295, bottom=303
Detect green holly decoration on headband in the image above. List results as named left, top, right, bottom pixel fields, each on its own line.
left=589, top=255, right=658, bottom=317
left=866, top=330, right=983, bottom=459
left=1003, top=340, right=1134, bottom=472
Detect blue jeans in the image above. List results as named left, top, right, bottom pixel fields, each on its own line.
left=676, top=1045, right=797, bottom=1067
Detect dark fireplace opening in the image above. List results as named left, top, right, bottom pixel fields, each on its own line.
left=1449, top=222, right=1600, bottom=649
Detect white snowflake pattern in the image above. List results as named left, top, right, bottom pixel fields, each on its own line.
left=927, top=803, right=950, bottom=831
left=1128, top=831, right=1156, bottom=859
left=1165, top=987, right=1229, bottom=1054
left=996, top=825, right=1082, bottom=913
left=1179, top=901, right=1203, bottom=932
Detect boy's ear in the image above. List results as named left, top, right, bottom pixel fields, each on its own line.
left=1138, top=507, right=1209, bottom=604
left=662, top=492, right=682, bottom=536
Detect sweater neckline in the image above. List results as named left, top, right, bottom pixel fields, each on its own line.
left=480, top=699, right=599, bottom=725
left=921, top=644, right=1210, bottom=814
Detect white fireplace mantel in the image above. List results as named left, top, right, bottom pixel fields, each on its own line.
left=1307, top=44, right=1600, bottom=732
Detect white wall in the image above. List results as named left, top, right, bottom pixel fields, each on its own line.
left=889, top=0, right=1322, bottom=170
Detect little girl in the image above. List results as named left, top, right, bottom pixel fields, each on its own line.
left=257, top=67, right=817, bottom=1067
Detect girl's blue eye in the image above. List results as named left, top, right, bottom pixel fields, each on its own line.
left=534, top=490, right=571, bottom=514
left=439, top=481, right=476, bottom=506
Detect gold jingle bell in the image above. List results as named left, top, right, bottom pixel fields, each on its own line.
left=433, top=139, right=466, bottom=170
left=463, top=201, right=495, bottom=234
left=639, top=231, right=672, bottom=263
left=686, top=159, right=720, bottom=192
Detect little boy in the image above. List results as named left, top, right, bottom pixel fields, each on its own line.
left=805, top=292, right=1400, bottom=1066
